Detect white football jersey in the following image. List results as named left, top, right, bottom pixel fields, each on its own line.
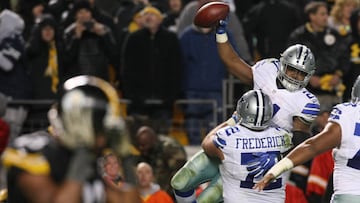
left=328, top=102, right=360, bottom=196
left=214, top=125, right=293, bottom=203
left=252, top=59, right=320, bottom=131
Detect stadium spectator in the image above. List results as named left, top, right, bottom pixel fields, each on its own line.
left=101, top=152, right=128, bottom=188
left=162, top=0, right=183, bottom=33
left=121, top=6, right=182, bottom=132
left=242, top=0, right=302, bottom=59
left=26, top=13, right=66, bottom=100
left=63, top=0, right=117, bottom=81
left=61, top=0, right=116, bottom=36
left=328, top=0, right=359, bottom=39
left=178, top=24, right=237, bottom=145
left=343, top=8, right=360, bottom=101
left=133, top=125, right=187, bottom=198
left=0, top=93, right=9, bottom=155
left=288, top=1, right=349, bottom=111
left=117, top=4, right=145, bottom=81
left=25, top=13, right=68, bottom=130
left=16, top=0, right=46, bottom=41
left=136, top=162, right=174, bottom=203
left=0, top=9, right=32, bottom=141
left=113, top=0, right=150, bottom=38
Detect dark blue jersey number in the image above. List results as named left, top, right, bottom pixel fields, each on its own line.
left=347, top=123, right=360, bottom=169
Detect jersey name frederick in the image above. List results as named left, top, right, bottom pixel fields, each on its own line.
left=216, top=125, right=292, bottom=152
left=235, top=135, right=287, bottom=150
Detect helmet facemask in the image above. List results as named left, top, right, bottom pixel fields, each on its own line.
left=278, top=44, right=316, bottom=92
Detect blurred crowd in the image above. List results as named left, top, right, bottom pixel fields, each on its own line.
left=0, top=0, right=360, bottom=202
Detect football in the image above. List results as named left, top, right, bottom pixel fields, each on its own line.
left=193, top=1, right=230, bottom=28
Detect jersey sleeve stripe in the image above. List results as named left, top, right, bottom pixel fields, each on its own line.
left=305, top=103, right=320, bottom=108
left=213, top=135, right=226, bottom=149
left=301, top=109, right=320, bottom=115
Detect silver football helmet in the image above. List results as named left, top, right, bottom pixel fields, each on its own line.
left=278, top=44, right=316, bottom=92
left=351, top=75, right=360, bottom=103
left=236, top=90, right=273, bottom=130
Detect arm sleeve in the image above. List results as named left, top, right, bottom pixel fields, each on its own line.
left=0, top=36, right=23, bottom=71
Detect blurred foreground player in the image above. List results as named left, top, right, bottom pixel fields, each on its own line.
left=171, top=17, right=320, bottom=202
left=254, top=75, right=360, bottom=203
left=2, top=75, right=141, bottom=203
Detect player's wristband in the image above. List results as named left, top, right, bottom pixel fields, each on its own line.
left=226, top=117, right=236, bottom=126
left=266, top=157, right=294, bottom=178
left=226, top=114, right=239, bottom=126
left=216, top=33, right=228, bottom=43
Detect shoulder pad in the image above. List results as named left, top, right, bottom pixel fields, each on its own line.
left=2, top=147, right=50, bottom=175
left=253, top=58, right=280, bottom=70
left=12, top=131, right=51, bottom=152
left=2, top=131, right=51, bottom=175
left=264, top=58, right=279, bottom=63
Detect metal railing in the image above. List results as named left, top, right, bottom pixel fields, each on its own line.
left=5, top=76, right=245, bottom=137
left=6, top=98, right=218, bottom=134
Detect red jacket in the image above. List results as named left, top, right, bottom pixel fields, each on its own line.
left=306, top=150, right=334, bottom=197
left=142, top=190, right=174, bottom=203
left=0, top=118, right=9, bottom=154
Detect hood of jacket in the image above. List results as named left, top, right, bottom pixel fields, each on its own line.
left=0, top=9, right=25, bottom=42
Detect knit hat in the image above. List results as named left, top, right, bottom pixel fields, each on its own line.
left=72, top=0, right=92, bottom=14
left=140, top=6, right=163, bottom=19
left=37, top=13, right=57, bottom=29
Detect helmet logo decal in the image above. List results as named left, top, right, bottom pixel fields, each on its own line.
left=254, top=90, right=264, bottom=127
left=296, top=45, right=308, bottom=66
left=296, top=45, right=303, bottom=64
left=302, top=49, right=309, bottom=66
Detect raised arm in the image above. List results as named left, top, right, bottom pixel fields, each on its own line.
left=216, top=19, right=253, bottom=85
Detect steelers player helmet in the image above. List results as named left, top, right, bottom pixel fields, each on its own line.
left=236, top=90, right=273, bottom=130
left=351, top=75, right=360, bottom=103
left=278, top=44, right=316, bottom=92
left=48, top=75, right=125, bottom=150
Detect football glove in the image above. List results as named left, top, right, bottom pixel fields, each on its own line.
left=246, top=152, right=279, bottom=178
left=216, top=17, right=228, bottom=35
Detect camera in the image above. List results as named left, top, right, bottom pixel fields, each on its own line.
left=83, top=21, right=94, bottom=30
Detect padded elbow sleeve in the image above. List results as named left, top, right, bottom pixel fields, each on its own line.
left=171, top=150, right=220, bottom=191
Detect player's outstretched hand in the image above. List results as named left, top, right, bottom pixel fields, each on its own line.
left=246, top=152, right=278, bottom=178
left=253, top=173, right=276, bottom=191
left=216, top=16, right=228, bottom=34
